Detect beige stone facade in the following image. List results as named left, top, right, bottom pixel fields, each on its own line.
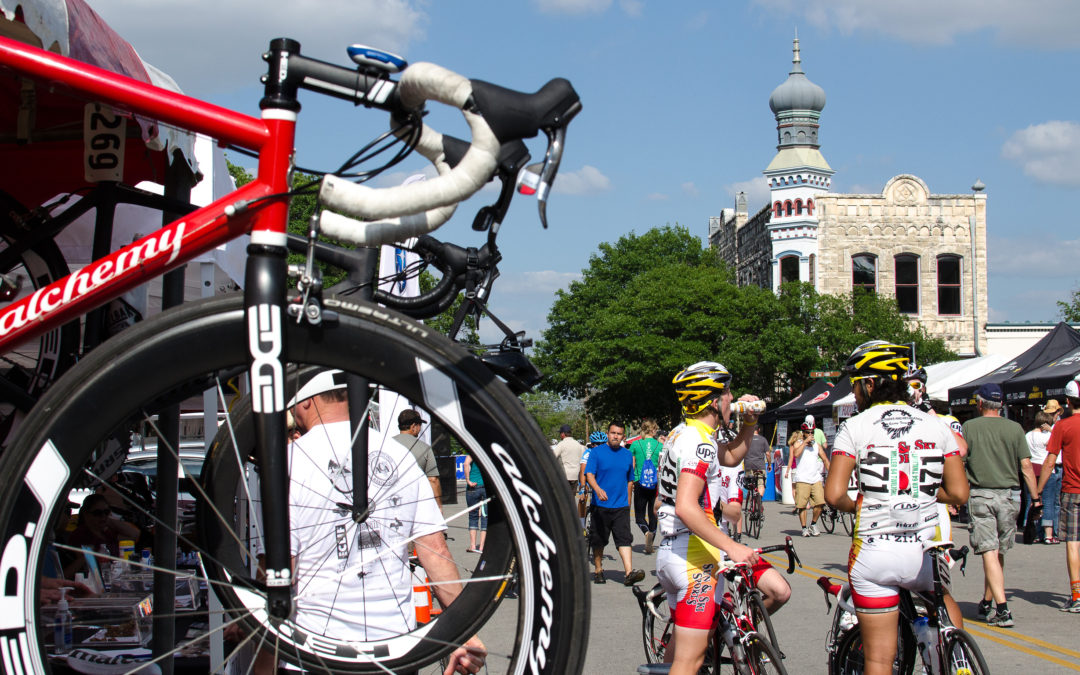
left=813, top=175, right=987, bottom=355
left=709, top=174, right=989, bottom=356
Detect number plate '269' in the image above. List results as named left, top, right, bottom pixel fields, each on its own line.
left=84, top=103, right=125, bottom=183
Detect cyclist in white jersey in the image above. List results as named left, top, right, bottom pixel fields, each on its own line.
left=250, top=370, right=485, bottom=674
left=654, top=361, right=762, bottom=675
left=826, top=342, right=968, bottom=675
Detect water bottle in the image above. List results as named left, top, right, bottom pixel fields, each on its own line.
left=912, top=616, right=938, bottom=673
left=98, top=545, right=112, bottom=591
left=54, top=588, right=73, bottom=654
left=732, top=400, right=767, bottom=415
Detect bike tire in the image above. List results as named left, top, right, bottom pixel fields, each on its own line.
left=748, top=590, right=780, bottom=657
left=0, top=191, right=79, bottom=446
left=640, top=584, right=672, bottom=663
left=0, top=294, right=589, bottom=675
left=841, top=511, right=854, bottom=537
left=942, top=629, right=990, bottom=675
left=739, top=632, right=787, bottom=675
left=747, top=494, right=763, bottom=540
left=830, top=623, right=917, bottom=675
left=821, top=507, right=837, bottom=533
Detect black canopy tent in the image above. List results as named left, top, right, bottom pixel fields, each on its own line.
left=761, top=378, right=849, bottom=423
left=1002, top=345, right=1080, bottom=404
left=948, top=322, right=1080, bottom=407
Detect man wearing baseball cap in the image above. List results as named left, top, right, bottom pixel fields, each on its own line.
left=1036, top=379, right=1080, bottom=612
left=257, top=369, right=486, bottom=672
left=961, top=382, right=1040, bottom=627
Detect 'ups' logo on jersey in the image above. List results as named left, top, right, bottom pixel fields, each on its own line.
left=696, top=444, right=716, bottom=463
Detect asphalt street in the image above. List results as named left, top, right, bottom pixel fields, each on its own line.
left=576, top=501, right=1080, bottom=674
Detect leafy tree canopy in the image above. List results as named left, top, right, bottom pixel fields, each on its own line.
left=535, top=226, right=955, bottom=428
left=1059, top=287, right=1080, bottom=323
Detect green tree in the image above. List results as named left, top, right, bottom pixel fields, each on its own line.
left=536, top=226, right=957, bottom=427
left=1058, top=288, right=1080, bottom=323
left=520, top=391, right=586, bottom=441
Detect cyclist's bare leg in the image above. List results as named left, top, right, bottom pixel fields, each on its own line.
left=669, top=625, right=710, bottom=675
left=756, top=568, right=791, bottom=613
left=855, top=609, right=900, bottom=675
left=943, top=591, right=964, bottom=629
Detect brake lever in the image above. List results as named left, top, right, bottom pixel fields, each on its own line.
left=784, top=535, right=802, bottom=574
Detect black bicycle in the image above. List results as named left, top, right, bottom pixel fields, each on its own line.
left=742, top=472, right=765, bottom=540
left=822, top=544, right=988, bottom=675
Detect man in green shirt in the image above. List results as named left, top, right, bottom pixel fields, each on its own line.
left=961, top=383, right=1040, bottom=628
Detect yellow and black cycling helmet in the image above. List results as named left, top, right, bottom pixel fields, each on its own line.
left=842, top=340, right=912, bottom=382
left=673, top=361, right=731, bottom=415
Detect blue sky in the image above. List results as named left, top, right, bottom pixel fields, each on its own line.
left=91, top=0, right=1080, bottom=344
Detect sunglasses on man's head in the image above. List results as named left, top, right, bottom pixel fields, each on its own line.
left=907, top=380, right=924, bottom=390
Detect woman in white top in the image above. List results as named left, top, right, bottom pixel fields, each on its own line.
left=1027, top=407, right=1063, bottom=543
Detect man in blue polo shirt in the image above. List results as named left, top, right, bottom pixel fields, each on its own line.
left=585, top=421, right=645, bottom=586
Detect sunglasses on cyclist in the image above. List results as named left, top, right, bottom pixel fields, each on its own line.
left=84, top=509, right=111, bottom=517
left=907, top=380, right=924, bottom=390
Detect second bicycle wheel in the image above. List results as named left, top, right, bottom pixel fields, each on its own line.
left=748, top=589, right=780, bottom=658
left=821, top=507, right=837, bottom=534
left=641, top=583, right=672, bottom=663
left=830, top=623, right=917, bottom=675
left=741, top=632, right=787, bottom=675
left=0, top=294, right=589, bottom=674
left=943, top=629, right=989, bottom=675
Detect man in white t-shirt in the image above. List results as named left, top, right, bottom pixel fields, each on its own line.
left=250, top=370, right=485, bottom=673
left=789, top=419, right=830, bottom=536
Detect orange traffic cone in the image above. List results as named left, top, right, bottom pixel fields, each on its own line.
left=414, top=577, right=433, bottom=624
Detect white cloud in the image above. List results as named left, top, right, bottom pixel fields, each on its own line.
left=1001, top=121, right=1080, bottom=187
left=988, top=235, right=1080, bottom=278
left=724, top=177, right=770, bottom=212
left=497, top=270, right=581, bottom=294
left=553, top=165, right=612, bottom=195
left=753, top=0, right=1080, bottom=48
left=618, top=0, right=645, bottom=18
left=532, top=0, right=612, bottom=14
left=89, top=0, right=427, bottom=96
left=646, top=193, right=669, bottom=201
left=682, top=182, right=699, bottom=197
left=532, top=0, right=643, bottom=15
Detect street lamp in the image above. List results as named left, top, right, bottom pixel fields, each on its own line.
left=970, top=179, right=985, bottom=356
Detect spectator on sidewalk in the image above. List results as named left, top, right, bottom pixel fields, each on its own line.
left=552, top=423, right=585, bottom=494
left=1036, top=381, right=1080, bottom=612
left=585, top=422, right=645, bottom=586
left=789, top=419, right=830, bottom=537
left=962, top=383, right=1040, bottom=627
left=1027, top=408, right=1061, bottom=544
left=632, top=419, right=663, bottom=554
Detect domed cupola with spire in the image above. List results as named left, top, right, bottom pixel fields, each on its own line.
left=763, top=34, right=834, bottom=293
left=768, top=35, right=828, bottom=153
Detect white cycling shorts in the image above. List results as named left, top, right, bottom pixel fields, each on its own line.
left=656, top=534, right=725, bottom=630
left=847, top=533, right=935, bottom=613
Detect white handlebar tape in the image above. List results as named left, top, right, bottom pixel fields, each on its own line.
left=318, top=62, right=499, bottom=221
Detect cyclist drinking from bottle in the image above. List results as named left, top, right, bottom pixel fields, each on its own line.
left=825, top=342, right=969, bottom=675
left=654, top=361, right=763, bottom=675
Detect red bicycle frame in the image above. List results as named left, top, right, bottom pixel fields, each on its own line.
left=0, top=34, right=293, bottom=353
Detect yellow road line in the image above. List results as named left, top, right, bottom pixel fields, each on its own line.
left=965, top=621, right=1080, bottom=660
left=758, top=553, right=1080, bottom=669
left=964, top=624, right=1080, bottom=671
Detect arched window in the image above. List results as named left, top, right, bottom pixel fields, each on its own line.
left=895, top=254, right=920, bottom=314
left=795, top=199, right=803, bottom=215
left=784, top=200, right=793, bottom=216
left=852, top=254, right=876, bottom=295
left=937, top=255, right=962, bottom=315
left=780, top=255, right=800, bottom=284
left=806, top=199, right=814, bottom=215
left=773, top=202, right=782, bottom=218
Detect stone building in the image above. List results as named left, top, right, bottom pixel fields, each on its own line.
left=709, top=38, right=988, bottom=356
